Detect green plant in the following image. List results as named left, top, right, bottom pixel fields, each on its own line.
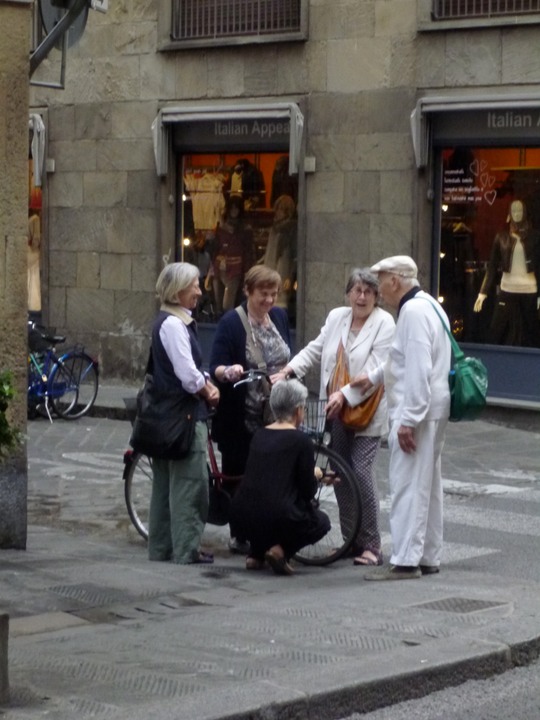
left=0, top=371, right=21, bottom=459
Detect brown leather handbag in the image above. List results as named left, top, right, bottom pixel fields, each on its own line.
left=330, top=341, right=384, bottom=431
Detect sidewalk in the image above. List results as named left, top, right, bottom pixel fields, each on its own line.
left=93, top=379, right=540, bottom=432
left=1, top=383, right=540, bottom=719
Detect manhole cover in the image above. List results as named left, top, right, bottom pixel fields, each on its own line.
left=412, top=597, right=507, bottom=614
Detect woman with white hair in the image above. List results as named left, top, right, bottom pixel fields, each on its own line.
left=272, top=268, right=395, bottom=567
left=229, top=379, right=330, bottom=575
left=147, top=262, right=220, bottom=565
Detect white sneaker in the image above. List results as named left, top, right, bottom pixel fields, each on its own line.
left=228, top=537, right=250, bottom=554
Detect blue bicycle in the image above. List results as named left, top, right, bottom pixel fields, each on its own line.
left=27, top=322, right=99, bottom=421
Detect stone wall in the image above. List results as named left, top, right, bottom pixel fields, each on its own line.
left=29, top=0, right=540, bottom=374
left=0, top=0, right=31, bottom=549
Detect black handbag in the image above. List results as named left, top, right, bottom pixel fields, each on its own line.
left=130, top=351, right=198, bottom=460
left=235, top=306, right=275, bottom=426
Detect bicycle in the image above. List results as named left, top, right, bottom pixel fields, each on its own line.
left=27, top=321, right=100, bottom=421
left=123, top=371, right=361, bottom=566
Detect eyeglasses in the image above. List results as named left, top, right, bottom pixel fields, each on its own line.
left=350, top=286, right=375, bottom=296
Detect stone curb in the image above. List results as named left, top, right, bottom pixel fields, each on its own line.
left=88, top=387, right=540, bottom=432
left=119, top=632, right=540, bottom=720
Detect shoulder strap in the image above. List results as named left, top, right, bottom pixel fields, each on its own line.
left=414, top=297, right=463, bottom=361
left=235, top=306, right=267, bottom=371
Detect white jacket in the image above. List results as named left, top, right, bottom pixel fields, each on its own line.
left=369, top=291, right=451, bottom=426
left=288, top=306, right=395, bottom=436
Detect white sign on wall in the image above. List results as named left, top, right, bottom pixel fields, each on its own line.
left=90, top=0, right=108, bottom=12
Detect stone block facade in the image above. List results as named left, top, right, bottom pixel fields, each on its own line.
left=28, top=0, right=540, bottom=379
left=0, top=0, right=31, bottom=549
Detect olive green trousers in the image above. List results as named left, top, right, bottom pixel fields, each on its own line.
left=148, top=421, right=208, bottom=564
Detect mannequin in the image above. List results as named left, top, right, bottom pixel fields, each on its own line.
left=474, top=199, right=540, bottom=347
left=270, top=155, right=298, bottom=207
left=260, top=195, right=297, bottom=309
left=229, top=159, right=265, bottom=210
left=28, top=209, right=42, bottom=314
left=210, top=196, right=255, bottom=315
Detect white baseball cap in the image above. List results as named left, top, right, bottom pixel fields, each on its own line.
left=370, top=255, right=418, bottom=279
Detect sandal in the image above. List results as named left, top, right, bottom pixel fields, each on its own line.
left=353, top=550, right=383, bottom=567
left=246, top=557, right=265, bottom=571
left=264, top=550, right=294, bottom=576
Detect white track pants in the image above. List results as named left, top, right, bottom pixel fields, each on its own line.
left=388, top=418, right=447, bottom=567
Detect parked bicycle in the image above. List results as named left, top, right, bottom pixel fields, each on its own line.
left=123, top=370, right=361, bottom=566
left=27, top=321, right=99, bottom=421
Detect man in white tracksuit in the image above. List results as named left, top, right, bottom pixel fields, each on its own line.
left=358, top=256, right=451, bottom=580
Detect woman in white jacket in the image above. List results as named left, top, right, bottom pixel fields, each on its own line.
left=272, top=269, right=395, bottom=566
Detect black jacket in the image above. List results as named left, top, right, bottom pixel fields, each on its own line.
left=480, top=229, right=540, bottom=296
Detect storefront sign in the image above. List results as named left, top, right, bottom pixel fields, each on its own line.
left=174, top=118, right=290, bottom=152
left=434, top=110, right=540, bottom=141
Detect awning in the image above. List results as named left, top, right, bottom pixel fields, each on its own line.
left=151, top=102, right=304, bottom=177
left=29, top=113, right=46, bottom=187
left=411, top=93, right=540, bottom=168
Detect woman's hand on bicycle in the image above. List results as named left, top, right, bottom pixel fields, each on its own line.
left=219, top=364, right=244, bottom=383
left=314, top=465, right=341, bottom=487
left=270, top=367, right=291, bottom=385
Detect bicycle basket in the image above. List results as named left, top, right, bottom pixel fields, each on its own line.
left=300, top=398, right=328, bottom=441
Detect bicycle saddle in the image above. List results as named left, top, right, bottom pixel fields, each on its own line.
left=28, top=325, right=66, bottom=350
left=43, top=332, right=66, bottom=345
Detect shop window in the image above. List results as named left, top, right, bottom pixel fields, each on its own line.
left=437, top=145, right=540, bottom=349
left=178, top=152, right=298, bottom=326
left=171, top=0, right=306, bottom=45
left=432, top=0, right=540, bottom=20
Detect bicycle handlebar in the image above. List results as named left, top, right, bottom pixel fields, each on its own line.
left=233, top=368, right=269, bottom=388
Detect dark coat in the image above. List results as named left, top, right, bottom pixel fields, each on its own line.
left=480, top=228, right=540, bottom=296
left=229, top=428, right=330, bottom=557
left=209, top=302, right=291, bottom=449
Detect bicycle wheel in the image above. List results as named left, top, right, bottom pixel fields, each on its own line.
left=293, top=444, right=361, bottom=566
left=124, top=451, right=152, bottom=540
left=50, top=351, right=99, bottom=419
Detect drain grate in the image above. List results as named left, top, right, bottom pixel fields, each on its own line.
left=412, top=596, right=507, bottom=614
left=48, top=583, right=150, bottom=608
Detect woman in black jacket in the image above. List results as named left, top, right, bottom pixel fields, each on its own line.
left=210, top=265, right=291, bottom=553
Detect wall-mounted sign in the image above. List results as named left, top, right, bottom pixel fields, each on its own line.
left=173, top=118, right=290, bottom=152
left=434, top=110, right=540, bottom=142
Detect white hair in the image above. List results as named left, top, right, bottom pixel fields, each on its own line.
left=399, top=276, right=420, bottom=290
left=155, top=263, right=199, bottom=304
left=269, top=379, right=308, bottom=421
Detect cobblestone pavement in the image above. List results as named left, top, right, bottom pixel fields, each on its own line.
left=27, top=415, right=132, bottom=537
